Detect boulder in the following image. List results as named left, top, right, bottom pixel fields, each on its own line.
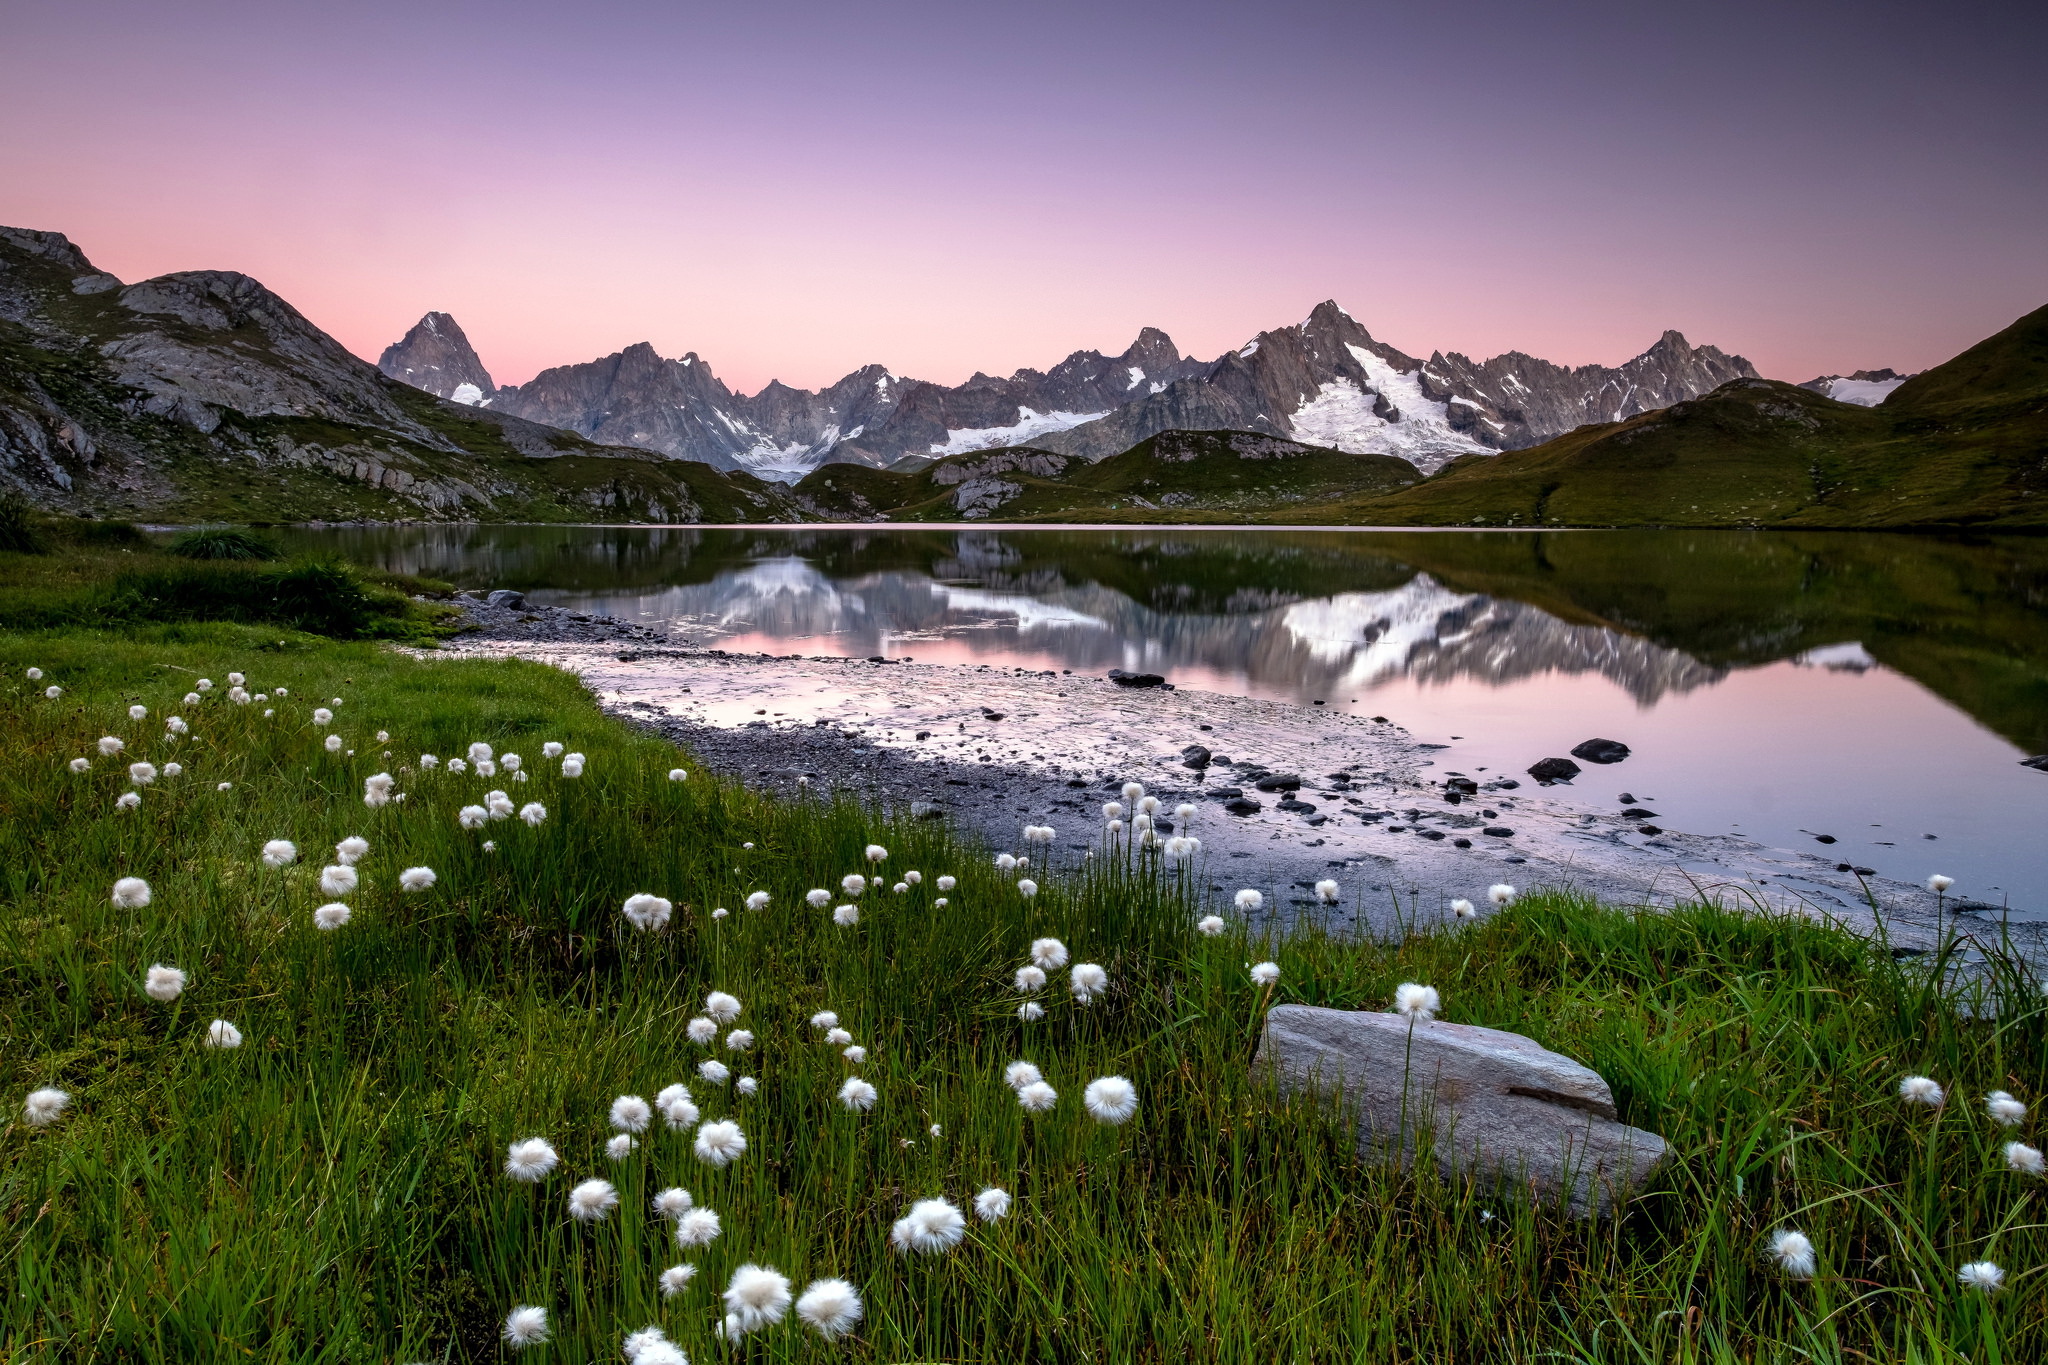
left=485, top=589, right=526, bottom=608
left=1570, top=738, right=1631, bottom=765
left=1253, top=773, right=1303, bottom=792
left=1109, top=669, right=1167, bottom=688
left=1181, top=744, right=1212, bottom=770
left=1223, top=797, right=1262, bottom=816
left=1257, top=1004, right=1667, bottom=1217
left=1527, top=757, right=1581, bottom=783
left=2023, top=755, right=2048, bottom=772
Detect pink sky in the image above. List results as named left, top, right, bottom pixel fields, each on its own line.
left=4, top=0, right=2044, bottom=393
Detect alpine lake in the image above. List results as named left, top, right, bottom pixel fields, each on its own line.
left=280, top=524, right=2048, bottom=916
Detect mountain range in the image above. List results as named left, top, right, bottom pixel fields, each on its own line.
left=378, top=303, right=1759, bottom=482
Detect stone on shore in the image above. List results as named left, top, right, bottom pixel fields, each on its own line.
left=1256, top=1004, right=1667, bottom=1217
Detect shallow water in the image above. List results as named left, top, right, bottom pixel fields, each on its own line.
left=282, top=524, right=2048, bottom=910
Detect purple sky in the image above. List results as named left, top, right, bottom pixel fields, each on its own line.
left=3, top=0, right=2043, bottom=391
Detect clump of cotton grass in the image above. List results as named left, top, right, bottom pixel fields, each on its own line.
left=335, top=836, right=369, bottom=865
left=995, top=852, right=1018, bottom=872
left=745, top=890, right=770, bottom=911
left=1957, top=1261, right=2005, bottom=1292
left=905, top=870, right=922, bottom=885
left=723, top=1264, right=794, bottom=1335
left=936, top=874, right=957, bottom=891
left=675, top=1207, right=722, bottom=1248
left=567, top=1178, right=620, bottom=1222
left=24, top=1087, right=70, bottom=1126
left=622, top=893, right=674, bottom=931
left=485, top=790, right=514, bottom=820
left=843, top=1044, right=867, bottom=1063
left=1235, top=888, right=1263, bottom=912
left=974, top=1187, right=1012, bottom=1222
left=795, top=1277, right=863, bottom=1340
left=111, top=876, right=152, bottom=909
left=1987, top=1090, right=2028, bottom=1126
left=840, top=873, right=866, bottom=897
left=420, top=753, right=439, bottom=769
left=1017, top=1080, right=1058, bottom=1112
left=1394, top=983, right=1441, bottom=1021
left=2003, top=1141, right=2045, bottom=1175
left=127, top=703, right=147, bottom=721
left=706, top=990, right=742, bottom=1023
left=503, top=1137, right=559, bottom=1182
left=161, top=762, right=182, bottom=778
left=1164, top=835, right=1201, bottom=858
left=320, top=865, right=358, bottom=896
left=312, top=707, right=333, bottom=726
left=1016, top=878, right=1039, bottom=898
left=610, top=1094, right=653, bottom=1133
left=806, top=888, right=832, bottom=908
left=1451, top=897, right=1477, bottom=920
left=399, top=866, right=436, bottom=892
left=458, top=805, right=488, bottom=830
left=560, top=752, right=585, bottom=777
left=1250, top=961, right=1280, bottom=986
left=658, top=1264, right=697, bottom=1298
left=1004, top=1061, right=1043, bottom=1090
left=501, top=1305, right=550, bottom=1349
left=1767, top=1229, right=1817, bottom=1279
left=698, top=1059, right=732, bottom=1086
left=694, top=1119, right=747, bottom=1166
left=1488, top=883, right=1516, bottom=906
left=687, top=1017, right=717, bottom=1044
left=68, top=757, right=89, bottom=773
left=833, top=904, right=859, bottom=926
left=1314, top=879, right=1340, bottom=903
left=661, top=1094, right=701, bottom=1130
left=205, top=1019, right=243, bottom=1049
left=362, top=772, right=396, bottom=807
left=725, top=1029, right=755, bottom=1052
left=606, top=1134, right=637, bottom=1160
left=1023, top=823, right=1055, bottom=844
left=447, top=758, right=468, bottom=774
left=313, top=903, right=352, bottom=931
left=115, top=791, right=141, bottom=810
left=46, top=685, right=63, bottom=700
left=1101, top=801, right=1123, bottom=822
left=1083, top=1075, right=1139, bottom=1125
left=165, top=715, right=188, bottom=734
left=1899, top=1075, right=1945, bottom=1107
left=144, top=963, right=186, bottom=1001
left=261, top=839, right=298, bottom=868
left=1122, top=781, right=1145, bottom=801
left=839, top=1077, right=878, bottom=1111
left=622, top=1325, right=681, bottom=1364
left=666, top=767, right=688, bottom=782
left=810, top=1011, right=840, bottom=1030
left=1070, top=962, right=1108, bottom=1003
left=1030, top=937, right=1069, bottom=970
left=127, top=761, right=157, bottom=786
left=1929, top=873, right=1954, bottom=894
left=890, top=1198, right=967, bottom=1255
left=825, top=1027, right=853, bottom=1046
left=1014, top=965, right=1047, bottom=993
left=322, top=735, right=344, bottom=754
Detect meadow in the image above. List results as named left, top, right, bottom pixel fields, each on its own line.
left=1, top=618, right=2043, bottom=1363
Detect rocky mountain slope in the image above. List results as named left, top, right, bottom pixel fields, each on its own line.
left=0, top=227, right=803, bottom=523
left=378, top=311, right=496, bottom=406
left=384, top=303, right=1755, bottom=482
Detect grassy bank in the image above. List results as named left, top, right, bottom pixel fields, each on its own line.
left=1, top=623, right=2044, bottom=1363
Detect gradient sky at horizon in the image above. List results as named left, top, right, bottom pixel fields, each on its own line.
left=3, top=0, right=2043, bottom=393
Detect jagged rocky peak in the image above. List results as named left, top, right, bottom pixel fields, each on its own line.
left=1799, top=368, right=1914, bottom=406
left=378, top=312, right=497, bottom=405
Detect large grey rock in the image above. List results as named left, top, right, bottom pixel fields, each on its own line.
left=1257, top=1004, right=1666, bottom=1217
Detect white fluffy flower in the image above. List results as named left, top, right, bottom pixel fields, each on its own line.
left=996, top=852, right=1018, bottom=872
left=698, top=1059, right=731, bottom=1085
left=706, top=990, right=742, bottom=1023
left=501, top=1305, right=549, bottom=1349
left=974, top=1187, right=1012, bottom=1221
left=1005, top=1061, right=1043, bottom=1090
left=723, top=1264, right=793, bottom=1334
left=447, top=758, right=467, bottom=774
left=810, top=1011, right=840, bottom=1030
left=24, top=1087, right=69, bottom=1126
left=1196, top=914, right=1226, bottom=936
left=128, top=761, right=157, bottom=785
left=1069, top=962, right=1108, bottom=1003
left=840, top=873, right=866, bottom=897
left=111, top=876, right=151, bottom=909
left=503, top=1137, right=559, bottom=1181
left=904, top=870, right=922, bottom=884
left=320, top=865, right=358, bottom=896
left=606, top=1134, right=637, bottom=1160
left=313, top=902, right=351, bottom=930
left=1014, top=965, right=1046, bottom=993
left=458, top=805, right=488, bottom=830
left=725, top=1029, right=755, bottom=1052
left=144, top=963, right=186, bottom=1001
left=806, top=888, right=832, bottom=908
left=1899, top=1075, right=1945, bottom=1107
left=864, top=843, right=888, bottom=863
left=559, top=755, right=584, bottom=777
left=658, top=1264, right=697, bottom=1298
left=335, top=836, right=369, bottom=865
left=795, top=1276, right=863, bottom=1340
left=420, top=753, right=439, bottom=768
left=115, top=791, right=141, bottom=810
left=890, top=1198, right=966, bottom=1255
left=312, top=708, right=333, bottom=726
left=1018, top=1001, right=1044, bottom=1022
left=1987, top=1090, right=2028, bottom=1126
left=1084, top=1075, right=1138, bottom=1125
left=1101, top=802, right=1122, bottom=822
left=1314, top=878, right=1340, bottom=903
left=1451, top=898, right=1477, bottom=920
left=668, top=768, right=689, bottom=782
left=261, top=839, right=298, bottom=868
left=1234, top=889, right=1263, bottom=912
left=1250, top=961, right=1280, bottom=986
left=568, top=1178, right=620, bottom=1222
left=399, top=866, right=436, bottom=892
left=161, top=762, right=182, bottom=777
left=735, top=1076, right=757, bottom=1096
left=1030, top=937, right=1069, bottom=970
left=68, top=757, right=88, bottom=772
left=323, top=735, right=343, bottom=754
left=839, top=1077, right=878, bottom=1110
left=937, top=875, right=956, bottom=891
left=1394, top=983, right=1441, bottom=1021
left=467, top=742, right=493, bottom=764
left=662, top=1096, right=701, bottom=1131
left=1957, top=1260, right=2004, bottom=1292
left=542, top=742, right=564, bottom=759
left=362, top=772, right=395, bottom=807
left=695, top=1119, right=746, bottom=1166
left=24, top=667, right=39, bottom=680
left=128, top=704, right=147, bottom=721
left=1488, top=883, right=1516, bottom=906
left=195, top=679, right=213, bottom=692
left=1017, top=878, right=1038, bottom=898
left=687, top=1017, right=717, bottom=1044
left=2003, top=1141, right=2045, bottom=1175
left=825, top=1027, right=853, bottom=1046
left=745, top=890, right=769, bottom=911
left=166, top=715, right=188, bottom=734
left=1928, top=874, right=1954, bottom=893
left=205, top=1019, right=243, bottom=1048
left=833, top=904, right=859, bottom=926
left=842, top=1045, right=867, bottom=1063
left=674, top=1206, right=722, bottom=1248
left=622, top=894, right=673, bottom=931
left=1017, top=1080, right=1058, bottom=1113
left=610, top=1094, right=653, bottom=1133
left=1768, top=1229, right=1817, bottom=1278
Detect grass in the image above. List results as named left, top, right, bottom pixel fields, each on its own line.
left=0, top=621, right=2042, bottom=1362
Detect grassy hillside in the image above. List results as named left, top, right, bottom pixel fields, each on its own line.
left=1, top=612, right=2044, bottom=1361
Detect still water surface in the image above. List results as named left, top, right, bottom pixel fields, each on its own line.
left=285, top=525, right=2048, bottom=910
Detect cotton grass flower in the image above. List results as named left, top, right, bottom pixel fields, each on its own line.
left=1197, top=914, right=1226, bottom=936
left=24, top=1087, right=70, bottom=1126
left=458, top=805, right=488, bottom=830
left=810, top=1011, right=840, bottom=1030
left=312, top=708, right=333, bottom=726
left=1069, top=962, right=1108, bottom=1003
left=1015, top=965, right=1047, bottom=992
left=23, top=667, right=38, bottom=680
left=127, top=703, right=147, bottom=721
left=542, top=741, right=564, bottom=759
left=399, top=866, right=436, bottom=892
left=1023, top=823, right=1055, bottom=843
left=937, top=874, right=957, bottom=891
left=687, top=1017, right=718, bottom=1044
left=335, top=836, right=368, bottom=865
left=1005, top=1061, right=1043, bottom=1090
left=745, top=890, right=770, bottom=911
left=500, top=1305, right=549, bottom=1349
left=1987, top=1090, right=2028, bottom=1126
left=1234, top=888, right=1263, bottom=912
left=892, top=880, right=909, bottom=894
left=668, top=767, right=688, bottom=781
left=323, top=735, right=343, bottom=753
left=725, top=1030, right=755, bottom=1052
left=1084, top=1075, right=1138, bottom=1125
left=1767, top=1229, right=1817, bottom=1279
left=485, top=790, right=514, bottom=819
left=675, top=1207, right=722, bottom=1248
left=68, top=757, right=89, bottom=772
left=1957, top=1261, right=2005, bottom=1292
left=503, top=1137, right=559, bottom=1182
left=622, top=1325, right=678, bottom=1363
left=1488, top=883, right=1516, bottom=906
left=115, top=791, right=141, bottom=810
left=1451, top=898, right=1477, bottom=920
left=843, top=1045, right=867, bottom=1063
left=420, top=753, right=439, bottom=768
left=2004, top=1141, right=2045, bottom=1175
left=313, top=903, right=351, bottom=930
left=568, top=1178, right=620, bottom=1222
left=905, top=870, right=922, bottom=884
left=46, top=685, right=63, bottom=699
left=839, top=1077, right=878, bottom=1110
left=974, top=1187, right=1012, bottom=1222
left=447, top=758, right=467, bottom=774
left=1101, top=802, right=1122, bottom=822
left=723, top=1264, right=793, bottom=1334
left=806, top=888, right=831, bottom=908
left=1394, top=983, right=1441, bottom=1021
left=864, top=843, right=888, bottom=863
left=161, top=762, right=182, bottom=777
left=735, top=1076, right=758, bottom=1096
left=205, top=1019, right=243, bottom=1049
left=127, top=761, right=157, bottom=786
left=698, top=1059, right=731, bottom=1085
left=833, top=904, right=859, bottom=925
left=196, top=679, right=213, bottom=692
left=1017, top=878, right=1038, bottom=897
left=1018, top=1001, right=1044, bottom=1021
left=795, top=1277, right=863, bottom=1340
left=658, top=1264, right=697, bottom=1298
left=622, top=894, right=673, bottom=931
left=560, top=754, right=585, bottom=777
left=166, top=715, right=188, bottom=734
left=1899, top=1075, right=1945, bottom=1107
left=1030, top=937, right=1069, bottom=970
left=1250, top=961, right=1280, bottom=986
left=1017, top=1080, right=1058, bottom=1113
left=610, top=1094, right=653, bottom=1132
left=662, top=1095, right=700, bottom=1129
left=706, top=990, right=742, bottom=1023
left=840, top=873, right=865, bottom=896
left=258, top=839, right=298, bottom=868
left=1928, top=874, right=1954, bottom=893
left=111, top=876, right=152, bottom=909
left=694, top=1119, right=747, bottom=1166
left=606, top=1134, right=637, bottom=1160
left=825, top=1027, right=853, bottom=1046
left=1314, top=878, right=1340, bottom=903
left=144, top=963, right=186, bottom=1001
left=890, top=1198, right=966, bottom=1255
left=320, top=865, right=358, bottom=896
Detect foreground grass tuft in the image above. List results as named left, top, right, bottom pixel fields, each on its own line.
left=1, top=625, right=2042, bottom=1362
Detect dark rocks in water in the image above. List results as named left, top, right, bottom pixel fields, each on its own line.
left=1371, top=715, right=1388, bottom=722
left=1417, top=743, right=1450, bottom=750
left=1453, top=838, right=1473, bottom=848
left=1445, top=776, right=1479, bottom=795
left=1493, top=779, right=1521, bottom=790
left=1212, top=786, right=1245, bottom=798
left=2024, top=755, right=2048, bottom=772
left=1814, top=834, right=1837, bottom=844
left=1618, top=792, right=1637, bottom=804
left=1482, top=826, right=1515, bottom=838
left=485, top=589, right=526, bottom=608
left=866, top=655, right=887, bottom=663
left=1528, top=757, right=1581, bottom=783
left=1276, top=797, right=1317, bottom=813
left=1223, top=797, right=1262, bottom=816
left=980, top=708, right=1005, bottom=721
left=1108, top=669, right=1167, bottom=688
left=1571, top=738, right=1631, bottom=765
left=1621, top=808, right=1658, bottom=819
left=1254, top=773, right=1303, bottom=792
left=1637, top=825, right=1662, bottom=836
left=915, top=731, right=930, bottom=740
left=1419, top=829, right=1446, bottom=841
left=1832, top=863, right=1876, bottom=876
left=1181, top=744, right=1212, bottom=769
left=1065, top=778, right=1088, bottom=787
left=1305, top=814, right=1327, bottom=826
left=1443, top=792, right=1463, bottom=805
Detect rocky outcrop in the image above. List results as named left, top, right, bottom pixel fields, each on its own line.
left=1257, top=1004, right=1667, bottom=1217
left=378, top=312, right=497, bottom=405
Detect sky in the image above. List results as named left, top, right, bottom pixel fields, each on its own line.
left=3, top=0, right=2044, bottom=393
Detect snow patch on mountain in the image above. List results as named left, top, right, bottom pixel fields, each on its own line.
left=1821, top=376, right=1906, bottom=406
left=930, top=407, right=1110, bottom=456
left=1285, top=347, right=1492, bottom=473
left=1279, top=576, right=1493, bottom=685
left=450, top=382, right=486, bottom=406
